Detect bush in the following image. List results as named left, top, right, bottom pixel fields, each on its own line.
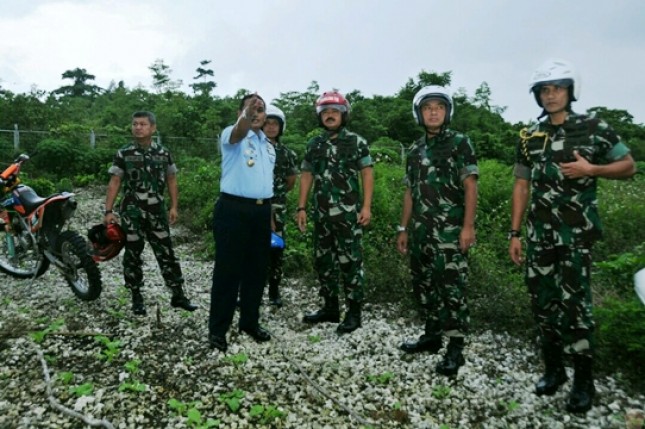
left=595, top=297, right=645, bottom=390
left=32, top=139, right=83, bottom=177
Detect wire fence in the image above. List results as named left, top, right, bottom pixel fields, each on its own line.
left=0, top=127, right=221, bottom=166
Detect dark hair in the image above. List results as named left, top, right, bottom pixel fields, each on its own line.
left=238, top=94, right=265, bottom=111
left=132, top=111, right=157, bottom=125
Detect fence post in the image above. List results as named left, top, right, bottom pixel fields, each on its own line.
left=13, top=124, right=19, bottom=151
left=90, top=129, right=96, bottom=149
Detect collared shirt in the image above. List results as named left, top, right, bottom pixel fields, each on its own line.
left=271, top=142, right=299, bottom=205
left=219, top=125, right=276, bottom=199
left=108, top=141, right=177, bottom=211
left=405, top=129, right=478, bottom=245
left=513, top=112, right=631, bottom=245
left=301, top=127, right=373, bottom=221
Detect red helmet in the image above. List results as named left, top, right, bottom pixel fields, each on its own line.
left=88, top=223, right=126, bottom=262
left=315, top=90, right=351, bottom=126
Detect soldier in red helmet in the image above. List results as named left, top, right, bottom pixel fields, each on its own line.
left=297, top=90, right=374, bottom=334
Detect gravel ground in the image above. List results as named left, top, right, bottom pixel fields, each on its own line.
left=0, top=187, right=643, bottom=429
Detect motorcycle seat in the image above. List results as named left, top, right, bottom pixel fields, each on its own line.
left=15, top=186, right=47, bottom=213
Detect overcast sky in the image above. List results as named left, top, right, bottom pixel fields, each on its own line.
left=1, top=0, right=644, bottom=126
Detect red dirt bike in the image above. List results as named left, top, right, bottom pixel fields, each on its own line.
left=0, top=154, right=102, bottom=300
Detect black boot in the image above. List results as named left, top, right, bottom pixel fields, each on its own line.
left=170, top=286, right=198, bottom=312
left=400, top=319, right=442, bottom=354
left=131, top=289, right=147, bottom=316
left=535, top=344, right=567, bottom=396
left=336, top=300, right=361, bottom=334
left=566, top=355, right=595, bottom=413
left=303, top=296, right=340, bottom=324
left=268, top=282, right=283, bottom=308
left=400, top=334, right=442, bottom=354
left=436, top=337, right=465, bottom=376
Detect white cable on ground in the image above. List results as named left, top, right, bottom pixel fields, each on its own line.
left=34, top=343, right=116, bottom=429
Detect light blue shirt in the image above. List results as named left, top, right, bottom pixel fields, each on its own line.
left=219, top=125, right=275, bottom=199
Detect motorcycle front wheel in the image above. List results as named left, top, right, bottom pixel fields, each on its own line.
left=0, top=227, right=50, bottom=278
left=56, top=230, right=102, bottom=301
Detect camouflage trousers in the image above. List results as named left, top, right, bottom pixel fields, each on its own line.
left=313, top=217, right=364, bottom=303
left=410, top=238, right=469, bottom=337
left=121, top=208, right=184, bottom=291
left=268, top=206, right=287, bottom=291
left=526, top=242, right=594, bottom=356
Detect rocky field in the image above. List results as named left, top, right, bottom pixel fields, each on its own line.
left=0, top=187, right=643, bottom=429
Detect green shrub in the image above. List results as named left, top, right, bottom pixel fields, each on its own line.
left=27, top=177, right=56, bottom=197
left=595, top=297, right=645, bottom=390
left=32, top=139, right=83, bottom=177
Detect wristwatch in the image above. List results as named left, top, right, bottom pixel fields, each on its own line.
left=507, top=229, right=521, bottom=240
left=104, top=209, right=113, bottom=215
left=296, top=207, right=306, bottom=213
left=396, top=225, right=407, bottom=233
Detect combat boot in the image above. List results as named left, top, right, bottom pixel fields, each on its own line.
left=336, top=300, right=361, bottom=334
left=170, top=286, right=198, bottom=312
left=535, top=344, right=568, bottom=396
left=400, top=319, right=442, bottom=354
left=436, top=337, right=465, bottom=376
left=131, top=288, right=147, bottom=316
left=303, top=296, right=340, bottom=324
left=566, top=355, right=595, bottom=413
left=268, top=282, right=283, bottom=308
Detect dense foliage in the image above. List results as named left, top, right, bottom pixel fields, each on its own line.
left=1, top=63, right=643, bottom=390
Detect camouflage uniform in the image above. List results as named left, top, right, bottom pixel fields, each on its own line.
left=405, top=130, right=478, bottom=337
left=108, top=141, right=184, bottom=292
left=268, top=142, right=299, bottom=291
left=513, top=112, right=631, bottom=356
left=301, top=127, right=373, bottom=302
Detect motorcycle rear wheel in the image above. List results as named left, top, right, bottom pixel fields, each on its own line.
left=0, top=228, right=50, bottom=278
left=56, top=230, right=102, bottom=301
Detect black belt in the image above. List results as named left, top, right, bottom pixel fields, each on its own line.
left=220, top=192, right=270, bottom=205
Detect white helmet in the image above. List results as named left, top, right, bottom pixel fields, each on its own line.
left=529, top=58, right=580, bottom=107
left=412, top=85, right=454, bottom=126
left=265, top=105, right=286, bottom=135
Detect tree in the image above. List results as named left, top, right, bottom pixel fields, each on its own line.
left=53, top=68, right=102, bottom=98
left=149, top=59, right=182, bottom=94
left=397, top=70, right=452, bottom=100
left=190, top=60, right=217, bottom=97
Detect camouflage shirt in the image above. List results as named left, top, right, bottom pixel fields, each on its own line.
left=271, top=142, right=299, bottom=205
left=108, top=141, right=178, bottom=214
left=301, top=127, right=373, bottom=221
left=513, top=112, right=631, bottom=245
left=405, top=129, right=478, bottom=245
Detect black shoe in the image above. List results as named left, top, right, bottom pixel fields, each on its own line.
left=239, top=326, right=271, bottom=342
left=400, top=335, right=442, bottom=354
left=436, top=337, right=465, bottom=376
left=535, top=366, right=567, bottom=396
left=336, top=300, right=361, bottom=334
left=535, top=343, right=567, bottom=396
left=171, top=295, right=198, bottom=312
left=304, top=308, right=340, bottom=324
left=131, top=289, right=147, bottom=316
left=566, top=356, right=595, bottom=413
left=208, top=334, right=228, bottom=352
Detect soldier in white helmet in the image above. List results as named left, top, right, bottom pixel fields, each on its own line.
left=263, top=105, right=298, bottom=307
left=509, top=59, right=636, bottom=413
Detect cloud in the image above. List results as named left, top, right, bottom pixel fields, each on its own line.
left=1, top=0, right=644, bottom=126
left=0, top=1, right=185, bottom=91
